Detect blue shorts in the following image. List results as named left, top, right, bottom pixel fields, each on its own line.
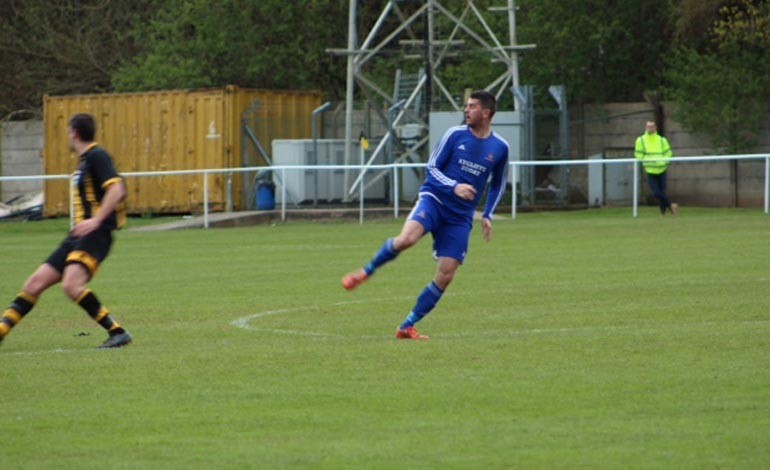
left=408, top=195, right=472, bottom=263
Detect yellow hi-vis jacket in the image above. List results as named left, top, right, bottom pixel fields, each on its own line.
left=634, top=132, right=673, bottom=175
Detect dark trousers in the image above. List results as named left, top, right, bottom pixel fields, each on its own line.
left=647, top=172, right=672, bottom=214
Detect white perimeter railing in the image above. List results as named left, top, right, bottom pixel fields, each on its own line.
left=1, top=154, right=768, bottom=227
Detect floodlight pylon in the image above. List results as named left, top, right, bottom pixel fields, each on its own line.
left=328, top=0, right=535, bottom=197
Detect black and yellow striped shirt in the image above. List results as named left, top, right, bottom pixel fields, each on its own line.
left=73, top=143, right=126, bottom=230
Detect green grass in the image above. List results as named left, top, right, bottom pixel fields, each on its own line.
left=1, top=207, right=768, bottom=468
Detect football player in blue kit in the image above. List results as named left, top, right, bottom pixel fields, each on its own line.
left=342, top=90, right=509, bottom=339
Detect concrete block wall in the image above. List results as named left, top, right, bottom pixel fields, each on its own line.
left=576, top=102, right=654, bottom=157
left=571, top=103, right=770, bottom=208
left=574, top=101, right=770, bottom=158
left=1, top=121, right=44, bottom=202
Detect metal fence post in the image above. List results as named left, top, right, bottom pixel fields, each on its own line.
left=633, top=161, right=639, bottom=219
left=765, top=156, right=770, bottom=214
left=393, top=165, right=399, bottom=218
left=511, top=162, right=517, bottom=220
left=359, top=167, right=365, bottom=225
left=226, top=171, right=233, bottom=212
left=203, top=171, right=210, bottom=228
left=281, top=168, right=287, bottom=221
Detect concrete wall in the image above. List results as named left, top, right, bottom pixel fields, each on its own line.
left=1, top=121, right=44, bottom=202
left=570, top=102, right=770, bottom=208
left=572, top=101, right=770, bottom=158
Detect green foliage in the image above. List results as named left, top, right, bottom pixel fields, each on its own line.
left=2, top=0, right=768, bottom=123
left=711, top=0, right=770, bottom=53
left=665, top=0, right=770, bottom=153
left=0, top=0, right=153, bottom=116
left=115, top=0, right=678, bottom=107
left=517, top=0, right=673, bottom=103
left=668, top=0, right=724, bottom=50
left=113, top=0, right=350, bottom=94
left=0, top=209, right=768, bottom=467
left=666, top=48, right=770, bottom=153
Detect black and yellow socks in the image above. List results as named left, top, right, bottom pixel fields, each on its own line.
left=76, top=289, right=125, bottom=336
left=0, top=292, right=38, bottom=341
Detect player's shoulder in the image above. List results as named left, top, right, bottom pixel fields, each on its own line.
left=89, top=147, right=118, bottom=165
left=83, top=146, right=119, bottom=173
left=436, top=125, right=469, bottom=148
left=444, top=125, right=468, bottom=137
left=84, top=146, right=111, bottom=159
left=489, top=131, right=510, bottom=149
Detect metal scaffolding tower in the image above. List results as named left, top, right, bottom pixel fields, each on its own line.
left=328, top=0, right=535, bottom=196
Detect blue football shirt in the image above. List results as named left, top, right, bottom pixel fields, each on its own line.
left=419, top=125, right=509, bottom=220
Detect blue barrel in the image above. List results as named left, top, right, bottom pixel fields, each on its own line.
left=256, top=182, right=275, bottom=210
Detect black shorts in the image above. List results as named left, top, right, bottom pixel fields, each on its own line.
left=45, top=228, right=113, bottom=277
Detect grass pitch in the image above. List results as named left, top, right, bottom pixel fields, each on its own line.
left=0, top=207, right=768, bottom=468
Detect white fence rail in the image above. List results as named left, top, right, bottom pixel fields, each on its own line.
left=509, top=154, right=770, bottom=219
left=1, top=154, right=768, bottom=227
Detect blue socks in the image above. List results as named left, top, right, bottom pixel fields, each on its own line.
left=400, top=281, right=444, bottom=329
left=364, top=238, right=399, bottom=276
left=363, top=239, right=445, bottom=330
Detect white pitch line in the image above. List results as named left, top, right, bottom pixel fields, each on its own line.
left=230, top=295, right=426, bottom=338
left=229, top=306, right=333, bottom=337
left=231, top=297, right=770, bottom=339
left=5, top=347, right=85, bottom=357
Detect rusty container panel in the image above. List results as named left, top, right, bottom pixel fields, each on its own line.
left=43, top=87, right=321, bottom=216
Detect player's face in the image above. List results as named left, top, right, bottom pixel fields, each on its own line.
left=464, top=98, right=487, bottom=128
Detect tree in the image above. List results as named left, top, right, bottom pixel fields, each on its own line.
left=665, top=0, right=770, bottom=152
left=515, top=0, right=674, bottom=103
left=113, top=0, right=354, bottom=97
left=0, top=0, right=154, bottom=118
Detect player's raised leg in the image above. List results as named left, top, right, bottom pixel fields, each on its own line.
left=342, top=219, right=425, bottom=290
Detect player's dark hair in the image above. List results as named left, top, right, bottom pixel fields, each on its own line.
left=470, top=90, right=496, bottom=117
left=69, top=114, right=96, bottom=142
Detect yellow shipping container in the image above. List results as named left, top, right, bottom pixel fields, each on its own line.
left=43, top=86, right=322, bottom=216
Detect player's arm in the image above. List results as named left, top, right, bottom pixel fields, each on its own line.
left=428, top=128, right=477, bottom=200
left=93, top=179, right=127, bottom=225
left=71, top=180, right=126, bottom=238
left=481, top=155, right=509, bottom=242
left=71, top=154, right=126, bottom=237
left=482, top=156, right=508, bottom=220
left=427, top=129, right=465, bottom=193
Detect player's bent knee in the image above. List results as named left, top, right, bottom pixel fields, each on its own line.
left=61, top=279, right=85, bottom=300
left=435, top=271, right=456, bottom=290
left=61, top=264, right=91, bottom=300
left=435, top=260, right=460, bottom=289
left=395, top=235, right=419, bottom=250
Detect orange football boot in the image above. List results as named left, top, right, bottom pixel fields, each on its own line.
left=341, top=269, right=369, bottom=291
left=396, top=326, right=429, bottom=340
